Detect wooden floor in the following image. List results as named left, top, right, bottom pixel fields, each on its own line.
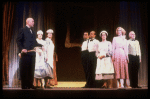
left=54, top=81, right=86, bottom=87
left=2, top=82, right=148, bottom=98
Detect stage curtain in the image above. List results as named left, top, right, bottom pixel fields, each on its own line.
left=2, top=2, right=15, bottom=86
left=118, top=1, right=148, bottom=87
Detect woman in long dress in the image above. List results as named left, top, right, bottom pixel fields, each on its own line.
left=112, top=27, right=130, bottom=88
left=95, top=30, right=114, bottom=88
left=45, top=29, right=55, bottom=87
left=34, top=30, right=53, bottom=88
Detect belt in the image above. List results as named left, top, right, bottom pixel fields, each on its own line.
left=27, top=49, right=36, bottom=52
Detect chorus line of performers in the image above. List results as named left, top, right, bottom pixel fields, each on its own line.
left=81, top=27, right=141, bottom=88
left=16, top=18, right=141, bottom=89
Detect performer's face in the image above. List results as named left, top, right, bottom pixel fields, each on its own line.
left=38, top=34, right=43, bottom=39
left=29, top=18, right=34, bottom=27
left=101, top=33, right=106, bottom=40
left=48, top=33, right=53, bottom=39
left=117, top=28, right=122, bottom=36
left=130, top=32, right=135, bottom=39
left=83, top=33, right=89, bottom=40
left=90, top=31, right=96, bottom=39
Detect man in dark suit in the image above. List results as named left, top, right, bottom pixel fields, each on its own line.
left=16, top=18, right=42, bottom=89
left=81, top=32, right=89, bottom=88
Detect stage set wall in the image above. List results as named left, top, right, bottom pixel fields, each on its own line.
left=2, top=2, right=148, bottom=87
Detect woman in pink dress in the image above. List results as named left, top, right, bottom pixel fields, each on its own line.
left=112, top=27, right=130, bottom=88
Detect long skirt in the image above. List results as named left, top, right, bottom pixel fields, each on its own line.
left=34, top=62, right=53, bottom=79
left=113, top=49, right=129, bottom=79
left=34, top=51, right=53, bottom=79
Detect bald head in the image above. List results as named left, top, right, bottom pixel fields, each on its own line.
left=129, top=31, right=136, bottom=39
left=26, top=18, right=34, bottom=28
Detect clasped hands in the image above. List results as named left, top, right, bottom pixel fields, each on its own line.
left=98, top=55, right=105, bottom=59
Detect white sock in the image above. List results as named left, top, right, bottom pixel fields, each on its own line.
left=120, top=79, right=124, bottom=88
left=41, top=79, right=45, bottom=87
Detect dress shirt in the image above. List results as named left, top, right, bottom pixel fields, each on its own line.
left=87, top=38, right=99, bottom=52
left=81, top=39, right=88, bottom=51
left=128, top=39, right=141, bottom=61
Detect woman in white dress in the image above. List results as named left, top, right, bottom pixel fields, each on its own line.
left=45, top=29, right=55, bottom=87
left=34, top=30, right=53, bottom=88
left=95, top=30, right=114, bottom=88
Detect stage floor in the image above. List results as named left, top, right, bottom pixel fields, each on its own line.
left=2, top=81, right=148, bottom=98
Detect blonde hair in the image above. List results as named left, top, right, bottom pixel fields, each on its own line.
left=116, top=27, right=123, bottom=35
left=122, top=28, right=126, bottom=35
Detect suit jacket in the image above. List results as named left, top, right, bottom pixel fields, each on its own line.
left=16, top=26, right=42, bottom=54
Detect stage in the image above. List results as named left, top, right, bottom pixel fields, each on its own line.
left=2, top=82, right=148, bottom=98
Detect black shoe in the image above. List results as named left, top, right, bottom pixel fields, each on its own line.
left=132, top=86, right=142, bottom=88
left=22, top=86, right=29, bottom=89
left=82, top=84, right=90, bottom=88
left=136, top=86, right=142, bottom=88
left=35, top=86, right=41, bottom=88
left=22, top=87, right=28, bottom=89
left=44, top=85, right=53, bottom=89
left=30, top=85, right=37, bottom=89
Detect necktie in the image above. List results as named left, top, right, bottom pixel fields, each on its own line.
left=87, top=39, right=89, bottom=49
left=90, top=39, right=93, bottom=41
left=29, top=28, right=32, bottom=34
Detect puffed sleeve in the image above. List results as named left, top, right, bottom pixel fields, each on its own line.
left=106, top=41, right=112, bottom=57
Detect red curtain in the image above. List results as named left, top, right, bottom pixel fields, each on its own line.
left=2, top=2, right=15, bottom=85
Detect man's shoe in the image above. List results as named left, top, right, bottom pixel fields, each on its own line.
left=30, top=85, right=37, bottom=89
left=136, top=86, right=142, bottom=88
